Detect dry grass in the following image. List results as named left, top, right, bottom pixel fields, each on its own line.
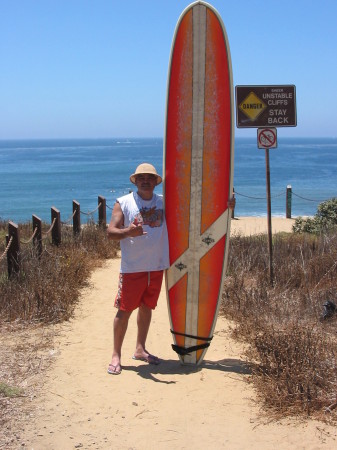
left=221, top=231, right=337, bottom=422
left=0, top=220, right=119, bottom=448
left=0, top=221, right=118, bottom=322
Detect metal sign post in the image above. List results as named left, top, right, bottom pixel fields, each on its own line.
left=235, top=85, right=297, bottom=286
left=264, top=147, right=274, bottom=285
left=258, top=127, right=277, bottom=285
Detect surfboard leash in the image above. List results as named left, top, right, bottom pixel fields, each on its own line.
left=170, top=329, right=213, bottom=356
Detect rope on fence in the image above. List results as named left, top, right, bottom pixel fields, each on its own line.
left=234, top=190, right=284, bottom=200
left=61, top=209, right=77, bottom=225
left=234, top=189, right=330, bottom=203
left=0, top=236, right=14, bottom=262
left=20, top=227, right=38, bottom=245
left=80, top=202, right=102, bottom=216
left=292, top=192, right=326, bottom=203
left=106, top=203, right=114, bottom=211
left=42, top=218, right=57, bottom=236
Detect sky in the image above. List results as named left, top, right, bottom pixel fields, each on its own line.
left=1, top=0, right=337, bottom=139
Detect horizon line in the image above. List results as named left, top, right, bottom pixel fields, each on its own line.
left=1, top=135, right=336, bottom=141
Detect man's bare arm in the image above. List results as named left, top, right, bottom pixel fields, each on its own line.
left=107, top=202, right=146, bottom=240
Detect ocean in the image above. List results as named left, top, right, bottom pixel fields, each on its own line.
left=0, top=137, right=336, bottom=224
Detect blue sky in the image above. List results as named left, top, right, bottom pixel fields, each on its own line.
left=1, top=0, right=337, bottom=139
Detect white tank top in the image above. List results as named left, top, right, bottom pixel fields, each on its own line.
left=117, top=192, right=169, bottom=273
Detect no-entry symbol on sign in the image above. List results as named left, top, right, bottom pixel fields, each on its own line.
left=257, top=127, right=277, bottom=149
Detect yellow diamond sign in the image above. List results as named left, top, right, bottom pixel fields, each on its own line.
left=239, top=92, right=267, bottom=121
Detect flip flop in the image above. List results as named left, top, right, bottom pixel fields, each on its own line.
left=132, top=354, right=161, bottom=365
left=107, top=363, right=122, bottom=375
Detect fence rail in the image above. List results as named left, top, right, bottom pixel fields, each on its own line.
left=233, top=185, right=332, bottom=220
left=1, top=196, right=111, bottom=277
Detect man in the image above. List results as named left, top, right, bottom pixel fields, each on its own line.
left=107, top=163, right=169, bottom=375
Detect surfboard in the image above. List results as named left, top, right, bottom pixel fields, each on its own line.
left=163, top=1, right=234, bottom=365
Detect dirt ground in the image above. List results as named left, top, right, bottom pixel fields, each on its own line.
left=2, top=217, right=337, bottom=449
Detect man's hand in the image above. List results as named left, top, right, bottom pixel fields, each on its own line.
left=228, top=195, right=236, bottom=210
left=128, top=221, right=147, bottom=237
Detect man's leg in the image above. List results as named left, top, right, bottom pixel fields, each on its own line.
left=133, top=305, right=160, bottom=364
left=135, top=304, right=152, bottom=356
left=108, top=309, right=132, bottom=374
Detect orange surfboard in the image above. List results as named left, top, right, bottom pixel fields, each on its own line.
left=164, top=1, right=234, bottom=365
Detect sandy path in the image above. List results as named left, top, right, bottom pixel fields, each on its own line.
left=22, top=218, right=336, bottom=449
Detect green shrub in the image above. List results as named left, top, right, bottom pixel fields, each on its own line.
left=293, top=198, right=337, bottom=234
left=317, top=197, right=337, bottom=224
left=0, top=382, right=23, bottom=398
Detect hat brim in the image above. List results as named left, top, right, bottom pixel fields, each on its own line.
left=130, top=173, right=162, bottom=185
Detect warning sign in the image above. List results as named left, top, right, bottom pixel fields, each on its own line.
left=258, top=128, right=277, bottom=149
left=236, top=85, right=296, bottom=128
left=239, top=92, right=267, bottom=122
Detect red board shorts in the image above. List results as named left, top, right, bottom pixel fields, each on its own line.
left=114, top=270, right=164, bottom=312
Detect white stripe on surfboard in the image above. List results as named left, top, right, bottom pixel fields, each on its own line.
left=184, top=4, right=206, bottom=364
left=183, top=4, right=206, bottom=364
left=166, top=208, right=229, bottom=290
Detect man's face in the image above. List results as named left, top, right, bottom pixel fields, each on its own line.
left=135, top=173, right=157, bottom=194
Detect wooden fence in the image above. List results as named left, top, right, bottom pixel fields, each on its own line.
left=1, top=196, right=111, bottom=278
left=1, top=186, right=327, bottom=278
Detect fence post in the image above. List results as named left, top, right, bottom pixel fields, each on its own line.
left=231, top=187, right=235, bottom=219
left=32, top=215, right=42, bottom=258
left=51, top=207, right=61, bottom=246
left=7, top=221, right=21, bottom=277
left=73, top=200, right=81, bottom=235
left=286, top=185, right=292, bottom=219
left=98, top=195, right=106, bottom=228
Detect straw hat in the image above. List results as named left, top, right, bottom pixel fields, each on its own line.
left=130, top=163, right=162, bottom=185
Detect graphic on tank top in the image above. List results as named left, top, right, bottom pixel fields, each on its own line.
left=133, top=212, right=144, bottom=226
left=137, top=206, right=163, bottom=228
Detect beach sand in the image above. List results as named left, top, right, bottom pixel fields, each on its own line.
left=20, top=217, right=336, bottom=449
left=231, top=215, right=296, bottom=235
